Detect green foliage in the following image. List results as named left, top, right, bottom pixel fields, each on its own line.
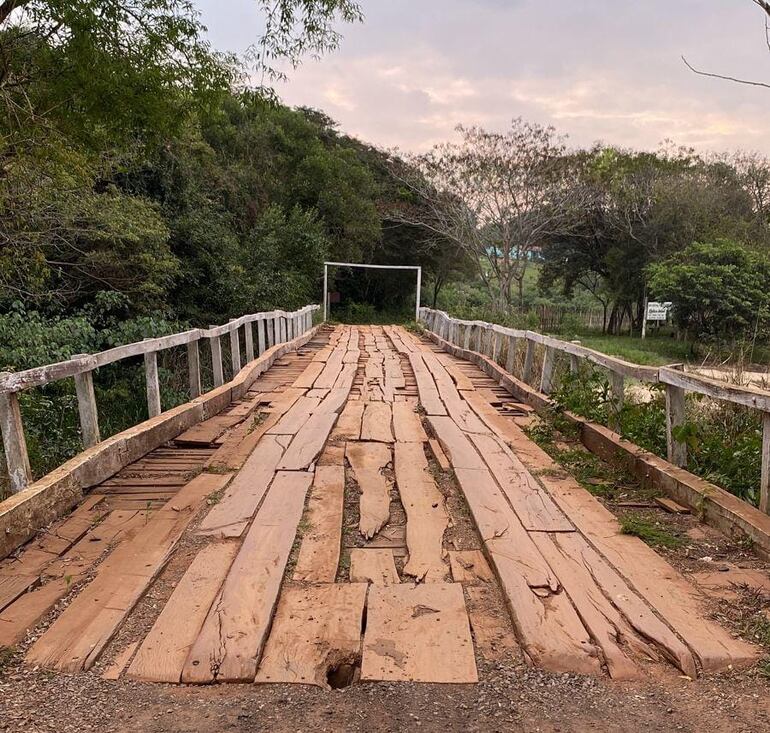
left=647, top=239, right=770, bottom=343
left=619, top=514, right=684, bottom=549
left=577, top=335, right=693, bottom=366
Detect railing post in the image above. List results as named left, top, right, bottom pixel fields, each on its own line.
left=187, top=339, right=201, bottom=398
left=208, top=329, right=224, bottom=388
left=0, top=377, right=32, bottom=493
left=143, top=340, right=161, bottom=418
left=608, top=370, right=624, bottom=433
left=492, top=331, right=502, bottom=364
left=475, top=325, right=484, bottom=353
left=665, top=382, right=687, bottom=468
left=228, top=320, right=241, bottom=375
left=522, top=338, right=536, bottom=385
left=463, top=325, right=472, bottom=350
left=72, top=355, right=100, bottom=448
left=569, top=341, right=581, bottom=375
left=505, top=335, right=517, bottom=374
left=760, top=413, right=770, bottom=514
left=280, top=316, right=287, bottom=343
left=268, top=316, right=276, bottom=347
left=541, top=346, right=556, bottom=394
left=244, top=322, right=254, bottom=362
left=257, top=318, right=266, bottom=355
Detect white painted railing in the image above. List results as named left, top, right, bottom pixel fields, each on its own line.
left=0, top=305, right=319, bottom=493
left=419, top=306, right=770, bottom=514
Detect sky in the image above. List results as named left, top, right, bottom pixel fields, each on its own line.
left=194, top=0, right=770, bottom=155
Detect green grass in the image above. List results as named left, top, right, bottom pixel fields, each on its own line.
left=619, top=514, right=684, bottom=548
left=578, top=334, right=692, bottom=366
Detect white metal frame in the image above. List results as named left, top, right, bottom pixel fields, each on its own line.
left=323, top=261, right=422, bottom=322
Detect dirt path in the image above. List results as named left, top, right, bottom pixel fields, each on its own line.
left=0, top=324, right=768, bottom=732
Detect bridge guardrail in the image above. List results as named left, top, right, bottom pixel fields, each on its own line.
left=418, top=306, right=770, bottom=515
left=0, top=305, right=319, bottom=493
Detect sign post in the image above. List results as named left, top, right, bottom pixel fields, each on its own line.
left=643, top=301, right=672, bottom=338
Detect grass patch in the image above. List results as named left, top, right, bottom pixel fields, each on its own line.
left=578, top=334, right=693, bottom=366
left=619, top=514, right=683, bottom=548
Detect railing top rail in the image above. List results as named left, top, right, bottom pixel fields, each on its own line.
left=0, top=305, right=319, bottom=394
left=419, top=306, right=770, bottom=408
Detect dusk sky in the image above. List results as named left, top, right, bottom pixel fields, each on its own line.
left=195, top=1, right=770, bottom=155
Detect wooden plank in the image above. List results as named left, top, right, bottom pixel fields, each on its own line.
left=278, top=412, right=338, bottom=470
left=427, top=416, right=486, bottom=470
left=266, top=396, right=321, bottom=435
left=346, top=442, right=392, bottom=540
left=448, top=550, right=494, bottom=584
left=26, top=473, right=230, bottom=672
left=349, top=548, right=399, bottom=585
left=392, top=402, right=427, bottom=443
left=293, top=465, right=345, bottom=582
left=197, top=435, right=284, bottom=538
left=435, top=353, right=474, bottom=391
left=427, top=439, right=450, bottom=471
left=408, top=352, right=446, bottom=416
left=452, top=467, right=600, bottom=676
left=293, top=361, right=325, bottom=389
left=182, top=471, right=312, bottom=683
left=314, top=349, right=346, bottom=390
left=174, top=414, right=241, bottom=446
left=537, top=531, right=698, bottom=678
left=468, top=433, right=574, bottom=532
left=361, top=583, right=478, bottom=683
left=360, top=402, right=394, bottom=443
left=102, top=641, right=138, bottom=680
left=126, top=542, right=238, bottom=683
left=333, top=402, right=364, bottom=441
left=255, top=584, right=368, bottom=687
left=394, top=442, right=448, bottom=582
left=655, top=497, right=690, bottom=514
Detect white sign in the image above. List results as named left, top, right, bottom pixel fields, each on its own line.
left=646, top=301, right=672, bottom=321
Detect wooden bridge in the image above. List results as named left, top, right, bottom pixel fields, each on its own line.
left=0, top=307, right=767, bottom=689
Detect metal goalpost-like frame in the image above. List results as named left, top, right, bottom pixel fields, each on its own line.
left=322, top=261, right=422, bottom=322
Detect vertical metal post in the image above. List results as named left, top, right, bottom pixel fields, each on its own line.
left=323, top=264, right=328, bottom=322
left=415, top=267, right=422, bottom=322
left=72, top=355, right=100, bottom=447
left=0, top=376, right=32, bottom=493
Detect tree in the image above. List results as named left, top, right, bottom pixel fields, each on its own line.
left=391, top=118, right=585, bottom=310
left=647, top=239, right=770, bottom=343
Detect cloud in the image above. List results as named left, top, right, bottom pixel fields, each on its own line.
left=196, top=0, right=770, bottom=155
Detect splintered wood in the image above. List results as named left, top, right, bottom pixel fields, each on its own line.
left=10, top=323, right=759, bottom=690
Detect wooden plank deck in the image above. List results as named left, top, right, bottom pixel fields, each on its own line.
left=2, top=323, right=759, bottom=688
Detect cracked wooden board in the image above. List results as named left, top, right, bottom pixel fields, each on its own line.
left=197, top=435, right=284, bottom=538
left=278, top=413, right=339, bottom=470
left=346, top=442, right=392, bottom=540
left=448, top=550, right=494, bottom=585
left=392, top=402, right=428, bottom=443
left=394, top=442, right=448, bottom=582
left=293, top=466, right=345, bottom=583
left=360, top=402, right=394, bottom=443
left=349, top=548, right=399, bottom=585
left=361, top=583, right=478, bottom=683
left=255, top=583, right=368, bottom=687
left=182, top=471, right=312, bottom=683
left=126, top=541, right=238, bottom=683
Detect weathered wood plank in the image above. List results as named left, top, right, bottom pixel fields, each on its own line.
left=266, top=396, right=321, bottom=435
left=255, top=584, right=368, bottom=687
left=350, top=548, right=399, bottom=585
left=278, top=413, right=338, bottom=470
left=360, top=402, right=394, bottom=443
left=182, top=471, right=312, bottom=683
left=408, top=352, right=446, bottom=416
left=448, top=550, right=494, bottom=584
left=361, top=583, right=478, bottom=683
left=392, top=402, right=428, bottom=443
left=293, top=465, right=345, bottom=583
left=394, top=442, right=448, bottom=582
left=427, top=416, right=486, bottom=470
left=197, top=435, right=284, bottom=538
left=26, top=473, right=230, bottom=672
left=332, top=402, right=364, bottom=441
left=347, top=442, right=392, bottom=540
left=126, top=542, right=238, bottom=683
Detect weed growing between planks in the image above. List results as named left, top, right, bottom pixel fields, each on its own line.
left=618, top=514, right=684, bottom=549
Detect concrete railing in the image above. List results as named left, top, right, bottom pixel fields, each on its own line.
left=0, top=305, right=319, bottom=493
left=419, top=306, right=770, bottom=515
